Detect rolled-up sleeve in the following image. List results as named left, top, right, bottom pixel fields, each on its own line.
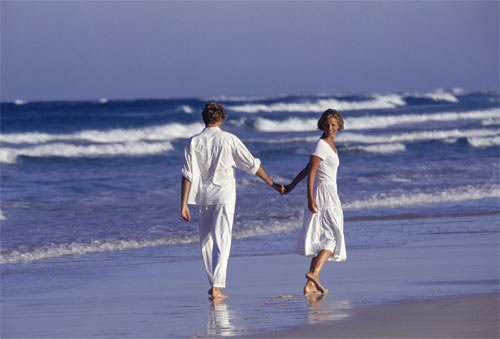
left=181, top=145, right=193, bottom=182
left=233, top=137, right=261, bottom=175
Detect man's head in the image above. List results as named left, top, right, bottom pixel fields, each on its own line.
left=202, top=102, right=227, bottom=126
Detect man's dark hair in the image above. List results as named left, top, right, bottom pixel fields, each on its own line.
left=202, top=102, right=227, bottom=125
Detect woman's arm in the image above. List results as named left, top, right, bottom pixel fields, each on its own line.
left=284, top=162, right=311, bottom=194
left=307, top=155, right=322, bottom=213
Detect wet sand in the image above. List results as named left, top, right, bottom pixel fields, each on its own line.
left=248, top=294, right=499, bottom=338
left=1, top=234, right=499, bottom=337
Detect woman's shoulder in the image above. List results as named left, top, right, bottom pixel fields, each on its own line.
left=311, top=138, right=330, bottom=158
left=313, top=138, right=330, bottom=150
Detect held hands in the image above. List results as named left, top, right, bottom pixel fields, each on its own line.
left=271, top=183, right=285, bottom=195
left=273, top=182, right=295, bottom=196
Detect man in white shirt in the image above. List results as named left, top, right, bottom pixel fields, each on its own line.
left=181, top=102, right=282, bottom=299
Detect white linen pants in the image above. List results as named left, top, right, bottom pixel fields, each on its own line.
left=198, top=204, right=235, bottom=288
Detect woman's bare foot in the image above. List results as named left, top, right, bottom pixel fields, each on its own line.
left=305, top=272, right=328, bottom=294
left=211, top=287, right=229, bottom=299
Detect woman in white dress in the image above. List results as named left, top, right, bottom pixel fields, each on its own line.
left=284, top=109, right=346, bottom=295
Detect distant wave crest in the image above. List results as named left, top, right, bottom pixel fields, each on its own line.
left=0, top=141, right=175, bottom=164
left=0, top=122, right=205, bottom=164
left=346, top=143, right=406, bottom=154
left=467, top=135, right=500, bottom=148
left=253, top=108, right=499, bottom=132
left=0, top=122, right=204, bottom=145
left=343, top=185, right=500, bottom=210
left=250, top=128, right=500, bottom=149
left=228, top=94, right=406, bottom=113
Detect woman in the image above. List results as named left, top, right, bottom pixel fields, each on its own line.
left=284, top=109, right=346, bottom=295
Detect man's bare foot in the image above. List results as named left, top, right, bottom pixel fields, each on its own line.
left=211, top=287, right=229, bottom=299
left=305, top=272, right=328, bottom=294
left=304, top=280, right=320, bottom=295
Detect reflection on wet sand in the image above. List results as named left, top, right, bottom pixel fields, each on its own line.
left=207, top=299, right=239, bottom=336
left=305, top=294, right=351, bottom=324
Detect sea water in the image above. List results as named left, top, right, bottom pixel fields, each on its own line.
left=1, top=89, right=499, bottom=273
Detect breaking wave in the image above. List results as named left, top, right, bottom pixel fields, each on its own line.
left=0, top=141, right=175, bottom=164
left=227, top=94, right=406, bottom=113
left=2, top=184, right=498, bottom=264
left=338, top=128, right=500, bottom=145
left=346, top=143, right=406, bottom=154
left=0, top=122, right=204, bottom=145
left=253, top=108, right=499, bottom=132
left=403, top=89, right=459, bottom=103
left=0, top=236, right=199, bottom=264
left=343, top=185, right=500, bottom=211
left=467, top=135, right=500, bottom=148
left=0, top=122, right=206, bottom=164
left=250, top=128, right=500, bottom=148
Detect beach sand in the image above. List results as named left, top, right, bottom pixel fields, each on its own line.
left=1, top=233, right=499, bottom=338
left=248, top=294, right=499, bottom=338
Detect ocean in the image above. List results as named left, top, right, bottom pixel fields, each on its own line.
left=1, top=89, right=499, bottom=273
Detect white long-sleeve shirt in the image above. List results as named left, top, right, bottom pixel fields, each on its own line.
left=182, top=126, right=261, bottom=205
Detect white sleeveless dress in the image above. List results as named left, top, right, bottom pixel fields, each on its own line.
left=296, top=138, right=347, bottom=262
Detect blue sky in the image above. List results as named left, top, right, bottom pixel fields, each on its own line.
left=1, top=1, right=498, bottom=102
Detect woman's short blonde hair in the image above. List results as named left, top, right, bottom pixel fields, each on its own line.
left=317, top=109, right=344, bottom=131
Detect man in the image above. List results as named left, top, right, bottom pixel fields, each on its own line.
left=181, top=102, right=282, bottom=299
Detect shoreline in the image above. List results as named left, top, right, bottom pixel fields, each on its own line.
left=2, top=233, right=499, bottom=337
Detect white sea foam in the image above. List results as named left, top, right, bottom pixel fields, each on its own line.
left=0, top=141, right=174, bottom=164
left=203, top=94, right=288, bottom=102
left=481, top=118, right=500, bottom=126
left=252, top=109, right=499, bottom=132
left=451, top=88, right=466, bottom=95
left=467, top=135, right=500, bottom=148
left=0, top=122, right=205, bottom=145
left=345, top=109, right=499, bottom=130
left=346, top=143, right=406, bottom=154
left=2, top=184, right=497, bottom=264
left=0, top=219, right=302, bottom=264
left=251, top=128, right=500, bottom=147
left=404, top=89, right=459, bottom=103
left=338, top=128, right=500, bottom=145
left=343, top=185, right=500, bottom=211
left=0, top=210, right=6, bottom=221
left=178, top=105, right=194, bottom=114
left=0, top=235, right=199, bottom=264
left=227, top=94, right=406, bottom=113
left=14, top=99, right=27, bottom=105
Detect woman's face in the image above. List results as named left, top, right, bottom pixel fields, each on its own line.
left=323, top=117, right=339, bottom=137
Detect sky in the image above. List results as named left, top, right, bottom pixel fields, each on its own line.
left=1, top=1, right=499, bottom=102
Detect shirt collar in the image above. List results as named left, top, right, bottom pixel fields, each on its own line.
left=204, top=126, right=221, bottom=132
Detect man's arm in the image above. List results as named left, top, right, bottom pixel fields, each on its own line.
left=255, top=165, right=283, bottom=192
left=181, top=176, right=191, bottom=222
